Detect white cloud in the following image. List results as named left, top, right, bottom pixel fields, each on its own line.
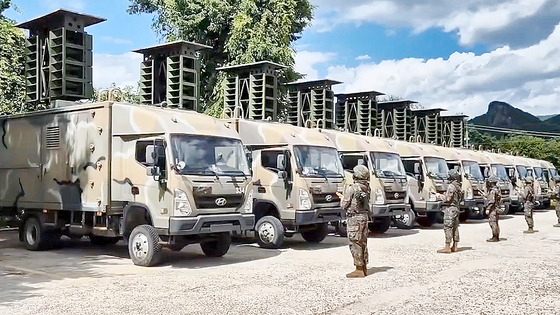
left=294, top=51, right=336, bottom=80
left=311, top=0, right=560, bottom=48
left=325, top=23, right=560, bottom=117
left=93, top=52, right=141, bottom=89
left=355, top=55, right=372, bottom=61
left=99, top=36, right=133, bottom=46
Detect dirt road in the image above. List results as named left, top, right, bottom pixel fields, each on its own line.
left=1, top=210, right=559, bottom=314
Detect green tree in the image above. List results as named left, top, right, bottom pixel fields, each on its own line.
left=0, top=0, right=26, bottom=115
left=128, top=0, right=314, bottom=115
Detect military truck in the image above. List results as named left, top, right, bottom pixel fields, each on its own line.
left=389, top=141, right=449, bottom=227
left=0, top=102, right=254, bottom=266
left=224, top=119, right=345, bottom=248
left=320, top=130, right=410, bottom=231
left=426, top=146, right=487, bottom=220
left=529, top=157, right=551, bottom=209
left=470, top=151, right=512, bottom=215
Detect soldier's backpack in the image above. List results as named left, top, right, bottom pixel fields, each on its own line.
left=352, top=183, right=369, bottom=209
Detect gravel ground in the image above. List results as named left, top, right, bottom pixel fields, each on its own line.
left=1, top=210, right=559, bottom=315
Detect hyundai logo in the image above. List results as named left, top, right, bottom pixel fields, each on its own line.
left=325, top=195, right=333, bottom=202
left=215, top=197, right=228, bottom=206
left=394, top=193, right=400, bottom=199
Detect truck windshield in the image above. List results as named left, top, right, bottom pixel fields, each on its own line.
left=170, top=135, right=250, bottom=176
left=463, top=161, right=484, bottom=180
left=533, top=167, right=543, bottom=179
left=371, top=152, right=406, bottom=178
left=294, top=146, right=343, bottom=178
left=491, top=164, right=509, bottom=181
left=424, top=157, right=449, bottom=179
left=516, top=165, right=528, bottom=179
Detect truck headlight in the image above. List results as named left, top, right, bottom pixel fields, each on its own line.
left=429, top=190, right=437, bottom=202
left=244, top=190, right=253, bottom=213
left=298, top=188, right=312, bottom=210
left=174, top=189, right=192, bottom=215
left=374, top=188, right=385, bottom=205
left=536, top=185, right=542, bottom=195
left=466, top=188, right=473, bottom=200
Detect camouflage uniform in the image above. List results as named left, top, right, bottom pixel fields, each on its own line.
left=519, top=180, right=536, bottom=232
left=552, top=177, right=560, bottom=227
left=441, top=181, right=462, bottom=247
left=486, top=179, right=501, bottom=242
left=342, top=165, right=370, bottom=278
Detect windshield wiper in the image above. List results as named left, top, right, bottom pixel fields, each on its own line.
left=222, top=170, right=248, bottom=179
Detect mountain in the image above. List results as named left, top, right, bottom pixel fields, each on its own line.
left=470, top=101, right=560, bottom=133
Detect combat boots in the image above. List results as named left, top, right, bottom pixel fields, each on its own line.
left=346, top=267, right=365, bottom=278
left=523, top=228, right=536, bottom=234
left=553, top=223, right=560, bottom=227
left=451, top=242, right=458, bottom=252
left=487, top=227, right=499, bottom=242
left=437, top=243, right=452, bottom=254
left=361, top=265, right=368, bottom=277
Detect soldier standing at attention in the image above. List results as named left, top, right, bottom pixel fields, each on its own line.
left=340, top=165, right=370, bottom=278
left=552, top=175, right=560, bottom=227
left=484, top=176, right=502, bottom=242
left=517, top=176, right=537, bottom=233
left=436, top=170, right=463, bottom=254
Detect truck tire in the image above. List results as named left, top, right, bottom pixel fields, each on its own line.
left=23, top=217, right=49, bottom=251
left=335, top=220, right=348, bottom=237
left=301, top=223, right=329, bottom=243
left=128, top=225, right=162, bottom=267
left=417, top=212, right=438, bottom=227
left=369, top=217, right=391, bottom=234
left=200, top=233, right=231, bottom=257
left=90, top=235, right=120, bottom=246
left=255, top=215, right=284, bottom=249
left=393, top=209, right=416, bottom=229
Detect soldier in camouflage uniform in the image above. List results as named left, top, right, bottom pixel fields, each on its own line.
left=341, top=165, right=370, bottom=278
left=552, top=175, right=560, bottom=227
left=517, top=175, right=537, bottom=233
left=436, top=170, right=463, bottom=254
left=485, top=176, right=502, bottom=242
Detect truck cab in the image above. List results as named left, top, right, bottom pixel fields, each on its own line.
left=390, top=141, right=449, bottom=227
left=472, top=151, right=512, bottom=215
left=226, top=119, right=345, bottom=249
left=320, top=130, right=410, bottom=232
left=432, top=146, right=487, bottom=220
left=527, top=157, right=550, bottom=209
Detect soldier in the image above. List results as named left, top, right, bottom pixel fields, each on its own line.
left=436, top=170, right=463, bottom=254
left=517, top=176, right=537, bottom=233
left=340, top=165, right=370, bottom=278
left=553, top=175, right=560, bottom=227
left=484, top=176, right=502, bottom=242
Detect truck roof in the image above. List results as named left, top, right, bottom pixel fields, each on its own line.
left=1, top=102, right=242, bottom=140
left=388, top=140, right=445, bottom=160
left=319, top=129, right=399, bottom=154
left=227, top=119, right=336, bottom=148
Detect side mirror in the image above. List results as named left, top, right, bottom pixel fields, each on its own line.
left=276, top=154, right=286, bottom=170
left=278, top=170, right=287, bottom=180
left=414, top=162, right=421, bottom=175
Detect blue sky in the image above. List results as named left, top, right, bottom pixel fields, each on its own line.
left=5, top=0, right=560, bottom=117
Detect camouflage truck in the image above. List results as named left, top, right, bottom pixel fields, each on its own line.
left=0, top=102, right=254, bottom=266
left=225, top=119, right=345, bottom=249
left=426, top=146, right=487, bottom=220
left=530, top=157, right=551, bottom=209
left=389, top=141, right=449, bottom=227
left=320, top=130, right=410, bottom=231
left=471, top=151, right=512, bottom=215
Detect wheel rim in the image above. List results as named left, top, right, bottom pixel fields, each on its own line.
left=132, top=233, right=149, bottom=260
left=400, top=213, right=411, bottom=225
left=26, top=223, right=38, bottom=246
left=258, top=222, right=275, bottom=244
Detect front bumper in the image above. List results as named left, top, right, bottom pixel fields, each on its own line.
left=414, top=201, right=442, bottom=214
left=294, top=207, right=345, bottom=226
left=370, top=203, right=410, bottom=217
left=168, top=214, right=255, bottom=235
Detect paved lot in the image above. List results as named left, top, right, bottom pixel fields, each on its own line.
left=1, top=210, right=560, bottom=315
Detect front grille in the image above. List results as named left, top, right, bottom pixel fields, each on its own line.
left=313, top=193, right=340, bottom=204
left=193, top=194, right=244, bottom=209
left=542, top=188, right=548, bottom=194
left=385, top=191, right=406, bottom=203
left=501, top=189, right=510, bottom=196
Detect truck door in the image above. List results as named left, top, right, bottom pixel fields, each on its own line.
left=402, top=158, right=423, bottom=200
left=255, top=149, right=293, bottom=214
